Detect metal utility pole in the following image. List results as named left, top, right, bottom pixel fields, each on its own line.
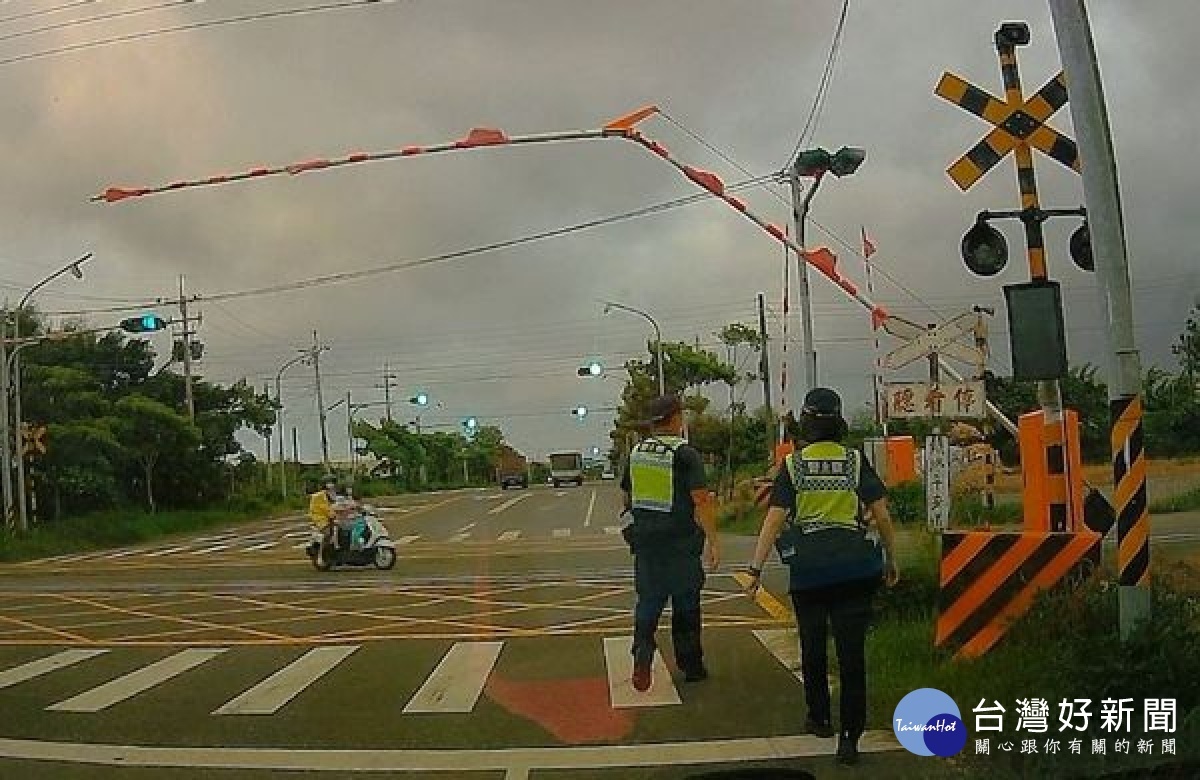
left=292, top=427, right=299, bottom=466
left=379, top=362, right=397, bottom=423
left=0, top=332, right=11, bottom=529
left=757, top=292, right=774, bottom=459
left=310, top=330, right=330, bottom=468
left=789, top=173, right=820, bottom=393
left=178, top=276, right=197, bottom=422
left=263, top=382, right=272, bottom=485
left=345, top=390, right=354, bottom=474
left=1049, top=0, right=1150, bottom=637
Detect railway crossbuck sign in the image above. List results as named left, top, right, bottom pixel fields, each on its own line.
left=883, top=311, right=985, bottom=372
left=934, top=69, right=1079, bottom=191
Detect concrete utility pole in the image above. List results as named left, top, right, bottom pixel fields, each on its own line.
left=311, top=330, right=330, bottom=468
left=757, top=292, right=774, bottom=459
left=1049, top=0, right=1150, bottom=638
left=1, top=331, right=11, bottom=529
left=178, top=276, right=197, bottom=422
left=789, top=173, right=820, bottom=394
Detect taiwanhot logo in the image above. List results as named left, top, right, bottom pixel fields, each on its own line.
left=892, top=688, right=967, bottom=757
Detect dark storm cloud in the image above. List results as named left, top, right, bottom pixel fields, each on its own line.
left=1, top=0, right=1194, bottom=460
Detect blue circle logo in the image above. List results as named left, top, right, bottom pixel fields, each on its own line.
left=892, top=688, right=967, bottom=757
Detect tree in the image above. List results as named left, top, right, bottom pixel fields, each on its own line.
left=113, top=395, right=200, bottom=512
left=1172, top=305, right=1200, bottom=383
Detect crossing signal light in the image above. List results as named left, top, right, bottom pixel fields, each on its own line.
left=572, top=406, right=588, bottom=418
left=462, top=417, right=479, bottom=433
left=120, top=314, right=167, bottom=333
left=1069, top=222, right=1093, bottom=272
left=961, top=221, right=1008, bottom=277
left=577, top=361, right=603, bottom=377
left=410, top=393, right=429, bottom=406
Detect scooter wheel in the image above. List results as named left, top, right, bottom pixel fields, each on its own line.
left=374, top=547, right=397, bottom=570
left=313, top=543, right=334, bottom=572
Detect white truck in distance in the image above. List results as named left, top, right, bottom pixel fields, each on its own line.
left=548, top=451, right=584, bottom=487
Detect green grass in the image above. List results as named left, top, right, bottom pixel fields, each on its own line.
left=0, top=498, right=305, bottom=562
left=1151, top=485, right=1200, bottom=514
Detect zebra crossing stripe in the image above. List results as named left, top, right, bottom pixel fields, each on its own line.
left=602, top=636, right=680, bottom=708
left=190, top=544, right=232, bottom=555
left=603, top=526, right=622, bottom=535
left=497, top=531, right=521, bottom=542
left=213, top=646, right=358, bottom=715
left=144, top=546, right=190, bottom=558
left=752, top=628, right=801, bottom=680
left=552, top=528, right=571, bottom=539
left=447, top=533, right=471, bottom=543
left=243, top=541, right=278, bottom=552
left=48, top=648, right=227, bottom=713
left=396, top=535, right=420, bottom=545
left=403, top=641, right=504, bottom=714
left=0, top=649, right=109, bottom=690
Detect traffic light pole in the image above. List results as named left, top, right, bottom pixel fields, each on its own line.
left=789, top=170, right=821, bottom=395
left=1049, top=0, right=1150, bottom=638
left=0, top=334, right=11, bottom=529
left=312, top=330, right=330, bottom=468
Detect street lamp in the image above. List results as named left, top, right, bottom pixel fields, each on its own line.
left=4, top=252, right=93, bottom=531
left=274, top=353, right=310, bottom=497
left=790, top=147, right=865, bottom=396
left=602, top=300, right=665, bottom=396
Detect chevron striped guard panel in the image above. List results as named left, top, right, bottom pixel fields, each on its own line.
left=936, top=530, right=1101, bottom=660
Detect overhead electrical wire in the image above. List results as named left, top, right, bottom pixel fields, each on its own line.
left=786, top=0, right=850, bottom=167
left=0, top=0, right=190, bottom=45
left=0, top=0, right=99, bottom=27
left=0, top=0, right=389, bottom=67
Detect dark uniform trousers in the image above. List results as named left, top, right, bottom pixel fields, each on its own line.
left=791, top=587, right=873, bottom=737
left=632, top=543, right=705, bottom=673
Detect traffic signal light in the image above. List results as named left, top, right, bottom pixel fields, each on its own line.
left=462, top=417, right=478, bottom=435
left=577, top=361, right=603, bottom=377
left=571, top=406, right=588, bottom=419
left=119, top=314, right=168, bottom=333
left=409, top=393, right=429, bottom=406
left=1069, top=222, right=1093, bottom=272
left=961, top=220, right=1009, bottom=277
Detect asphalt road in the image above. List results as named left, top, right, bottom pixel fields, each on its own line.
left=0, top=483, right=910, bottom=779
left=1, top=483, right=1194, bottom=779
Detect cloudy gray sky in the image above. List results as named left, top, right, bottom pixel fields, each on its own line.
left=2, top=0, right=1196, bottom=463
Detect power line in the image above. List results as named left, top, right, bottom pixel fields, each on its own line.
left=0, top=0, right=188, bottom=45
left=0, top=0, right=98, bottom=27
left=0, top=0, right=389, bottom=67
left=787, top=0, right=850, bottom=167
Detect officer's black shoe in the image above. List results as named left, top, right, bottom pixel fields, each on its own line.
left=804, top=717, right=835, bottom=738
left=682, top=665, right=708, bottom=683
left=835, top=733, right=860, bottom=765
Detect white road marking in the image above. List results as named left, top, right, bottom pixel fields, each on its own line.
left=214, top=646, right=358, bottom=716
left=554, top=491, right=567, bottom=498
left=497, top=530, right=521, bottom=542
left=396, top=535, right=420, bottom=545
left=584, top=489, right=597, bottom=527
left=190, top=544, right=232, bottom=555
left=0, top=732, right=903, bottom=771
left=603, top=636, right=680, bottom=708
left=290, top=542, right=311, bottom=550
left=603, top=526, right=622, bottom=535
left=456, top=523, right=477, bottom=533
left=402, top=641, right=504, bottom=714
left=552, top=529, right=571, bottom=539
left=102, top=549, right=142, bottom=559
left=144, top=546, right=190, bottom=558
left=283, top=531, right=311, bottom=539
left=243, top=541, right=277, bottom=552
left=753, top=628, right=802, bottom=678
left=0, top=649, right=109, bottom=690
left=488, top=494, right=531, bottom=515
left=48, top=648, right=227, bottom=713
left=447, top=533, right=471, bottom=543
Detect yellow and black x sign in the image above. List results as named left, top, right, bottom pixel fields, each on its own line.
left=935, top=70, right=1079, bottom=191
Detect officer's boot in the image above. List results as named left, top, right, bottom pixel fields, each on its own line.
left=631, top=619, right=657, bottom=692
left=671, top=609, right=706, bottom=682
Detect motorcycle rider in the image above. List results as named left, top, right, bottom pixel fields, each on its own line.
left=309, top=475, right=344, bottom=550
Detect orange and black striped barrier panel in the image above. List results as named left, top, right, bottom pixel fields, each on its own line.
left=1112, top=395, right=1149, bottom=587
left=935, top=529, right=1101, bottom=659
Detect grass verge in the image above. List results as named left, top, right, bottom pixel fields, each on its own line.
left=0, top=498, right=306, bottom=563
left=1151, top=486, right=1200, bottom=515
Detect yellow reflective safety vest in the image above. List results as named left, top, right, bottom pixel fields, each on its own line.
left=785, top=441, right=862, bottom=526
left=629, top=435, right=686, bottom=514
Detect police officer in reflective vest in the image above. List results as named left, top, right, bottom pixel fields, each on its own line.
left=746, top=387, right=899, bottom=765
left=621, top=394, right=719, bottom=692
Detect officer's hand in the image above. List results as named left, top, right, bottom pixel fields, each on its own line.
left=885, top=559, right=900, bottom=588
left=743, top=568, right=762, bottom=596
left=703, top=539, right=720, bottom=572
